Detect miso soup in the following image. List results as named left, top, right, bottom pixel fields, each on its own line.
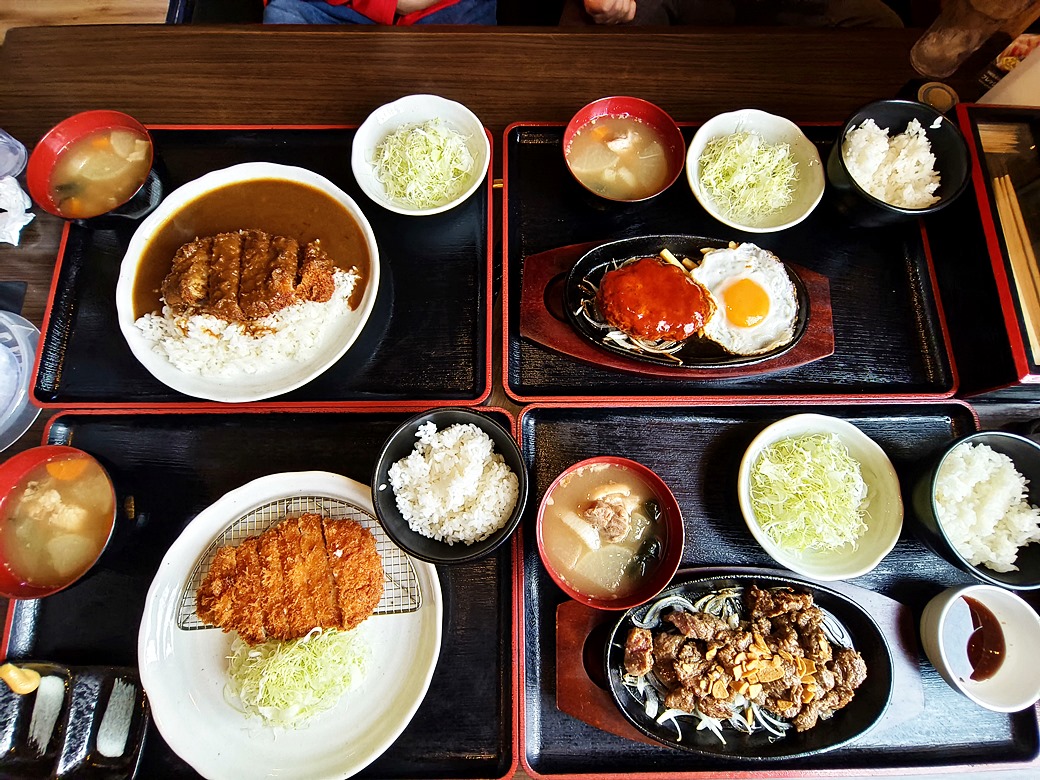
left=566, top=116, right=670, bottom=201
left=48, top=126, right=152, bottom=219
left=1, top=453, right=115, bottom=588
left=541, top=462, right=664, bottom=600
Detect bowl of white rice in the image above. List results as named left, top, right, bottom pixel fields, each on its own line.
left=912, top=431, right=1040, bottom=590
left=826, top=99, right=969, bottom=228
left=371, top=408, right=528, bottom=565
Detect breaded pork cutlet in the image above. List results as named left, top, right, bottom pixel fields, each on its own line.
left=160, top=230, right=337, bottom=324
left=196, top=513, right=384, bottom=645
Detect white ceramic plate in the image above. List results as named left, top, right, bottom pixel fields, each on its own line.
left=115, top=163, right=380, bottom=403
left=139, top=472, right=442, bottom=780
left=737, top=413, right=903, bottom=581
left=351, top=94, right=491, bottom=216
left=687, top=109, right=825, bottom=233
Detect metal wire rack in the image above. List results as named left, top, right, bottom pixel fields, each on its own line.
left=177, top=494, right=421, bottom=631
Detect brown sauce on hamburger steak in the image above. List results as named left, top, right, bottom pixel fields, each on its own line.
left=596, top=256, right=713, bottom=342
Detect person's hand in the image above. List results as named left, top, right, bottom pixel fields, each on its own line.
left=583, top=0, right=637, bottom=25
left=396, top=0, right=441, bottom=14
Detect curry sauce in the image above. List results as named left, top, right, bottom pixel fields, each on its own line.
left=132, top=179, right=370, bottom=318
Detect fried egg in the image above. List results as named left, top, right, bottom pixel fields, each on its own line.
left=689, top=243, right=798, bottom=356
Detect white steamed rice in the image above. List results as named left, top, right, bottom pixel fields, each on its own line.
left=842, top=117, right=940, bottom=209
left=134, top=268, right=358, bottom=377
left=934, top=442, right=1040, bottom=572
left=388, top=421, right=519, bottom=546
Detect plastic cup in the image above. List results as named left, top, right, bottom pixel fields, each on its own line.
left=0, top=311, right=42, bottom=452
left=0, top=130, right=28, bottom=179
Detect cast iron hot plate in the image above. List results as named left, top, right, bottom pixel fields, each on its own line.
left=605, top=572, right=892, bottom=759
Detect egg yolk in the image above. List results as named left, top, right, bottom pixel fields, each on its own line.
left=722, top=277, right=770, bottom=328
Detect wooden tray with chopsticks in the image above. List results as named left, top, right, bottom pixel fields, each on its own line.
left=957, top=104, right=1040, bottom=387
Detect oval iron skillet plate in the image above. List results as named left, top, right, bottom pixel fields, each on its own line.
left=564, top=235, right=810, bottom=369
left=604, top=571, right=894, bottom=760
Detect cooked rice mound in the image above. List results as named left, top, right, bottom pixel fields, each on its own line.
left=135, top=268, right=358, bottom=377
left=842, top=118, right=940, bottom=209
left=934, top=442, right=1040, bottom=572
left=388, top=422, right=519, bottom=545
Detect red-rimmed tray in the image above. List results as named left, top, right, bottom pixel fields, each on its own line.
left=31, top=125, right=493, bottom=409
left=516, top=400, right=1040, bottom=778
left=503, top=123, right=957, bottom=403
left=1, top=406, right=517, bottom=780
left=946, top=103, right=1040, bottom=398
left=520, top=240, right=834, bottom=378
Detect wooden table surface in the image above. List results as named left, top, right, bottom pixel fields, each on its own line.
left=0, top=22, right=1037, bottom=780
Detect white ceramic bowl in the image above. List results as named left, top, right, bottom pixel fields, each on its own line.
left=920, top=584, right=1040, bottom=712
left=115, top=162, right=380, bottom=403
left=687, top=109, right=825, bottom=233
left=351, top=94, right=491, bottom=216
left=737, top=413, right=903, bottom=581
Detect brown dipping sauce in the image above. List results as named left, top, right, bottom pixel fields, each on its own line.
left=596, top=256, right=713, bottom=342
left=963, top=596, right=1006, bottom=682
left=132, top=179, right=370, bottom=318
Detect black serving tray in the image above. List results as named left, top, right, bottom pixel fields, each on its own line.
left=33, top=126, right=491, bottom=407
left=504, top=124, right=955, bottom=401
left=518, top=401, right=1040, bottom=776
left=1, top=409, right=515, bottom=780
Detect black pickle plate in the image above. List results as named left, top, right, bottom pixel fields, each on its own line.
left=0, top=663, right=148, bottom=780
left=33, top=127, right=490, bottom=406
left=605, top=573, right=892, bottom=760
left=518, top=401, right=1040, bottom=776
left=565, top=234, right=810, bottom=368
left=1, top=409, right=515, bottom=780
left=505, top=124, right=954, bottom=400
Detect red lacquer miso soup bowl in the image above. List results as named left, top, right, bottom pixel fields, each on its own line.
left=0, top=445, right=117, bottom=599
left=563, top=96, right=686, bottom=203
left=27, top=110, right=154, bottom=220
left=537, top=456, right=685, bottom=610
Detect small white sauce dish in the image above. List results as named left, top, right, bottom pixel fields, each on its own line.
left=351, top=94, right=491, bottom=216
left=737, top=413, right=903, bottom=581
left=920, top=584, right=1040, bottom=713
left=687, top=109, right=824, bottom=233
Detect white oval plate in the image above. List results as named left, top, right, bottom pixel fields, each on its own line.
left=115, top=163, right=380, bottom=403
left=139, top=472, right=441, bottom=780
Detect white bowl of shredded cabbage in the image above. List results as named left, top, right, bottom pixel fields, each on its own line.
left=737, top=413, right=903, bottom=581
left=687, top=109, right=825, bottom=233
left=352, top=94, right=491, bottom=216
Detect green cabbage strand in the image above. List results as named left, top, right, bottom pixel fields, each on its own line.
left=226, top=627, right=369, bottom=728
left=750, top=433, right=869, bottom=553
left=372, top=119, right=474, bottom=209
left=698, top=131, right=798, bottom=224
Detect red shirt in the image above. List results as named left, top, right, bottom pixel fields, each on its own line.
left=328, top=0, right=463, bottom=25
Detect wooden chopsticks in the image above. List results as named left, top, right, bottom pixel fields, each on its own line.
left=993, top=173, right=1040, bottom=360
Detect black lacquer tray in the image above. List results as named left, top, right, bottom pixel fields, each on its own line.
left=1, top=409, right=515, bottom=780
left=33, top=126, right=491, bottom=407
left=504, top=124, right=955, bottom=401
left=517, top=401, right=1040, bottom=777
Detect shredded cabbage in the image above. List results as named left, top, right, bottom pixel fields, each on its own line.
left=226, top=627, right=369, bottom=728
left=698, top=131, right=798, bottom=224
left=372, top=118, right=475, bottom=209
left=749, top=433, right=869, bottom=552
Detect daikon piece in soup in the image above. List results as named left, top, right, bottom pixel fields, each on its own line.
left=541, top=462, right=664, bottom=600
left=566, top=116, right=670, bottom=201
left=48, top=126, right=152, bottom=219
left=1, top=453, right=115, bottom=588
